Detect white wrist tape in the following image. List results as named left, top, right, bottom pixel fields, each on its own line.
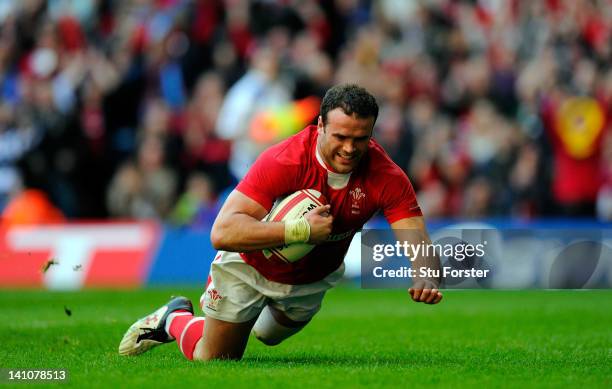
left=284, top=218, right=311, bottom=244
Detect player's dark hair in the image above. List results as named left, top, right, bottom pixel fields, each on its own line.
left=320, top=84, right=379, bottom=125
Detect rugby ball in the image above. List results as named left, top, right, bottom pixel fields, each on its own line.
left=263, top=189, right=327, bottom=263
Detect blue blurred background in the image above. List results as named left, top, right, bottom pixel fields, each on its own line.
left=0, top=0, right=611, bottom=288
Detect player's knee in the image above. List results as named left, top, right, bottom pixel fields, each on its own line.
left=193, top=349, right=244, bottom=361
left=195, top=354, right=244, bottom=361
left=252, top=329, right=284, bottom=346
left=251, top=306, right=308, bottom=347
left=192, top=338, right=246, bottom=361
left=253, top=333, right=282, bottom=346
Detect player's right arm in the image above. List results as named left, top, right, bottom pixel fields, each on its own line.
left=210, top=190, right=332, bottom=252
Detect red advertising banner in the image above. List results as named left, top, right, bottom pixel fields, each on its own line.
left=0, top=222, right=159, bottom=289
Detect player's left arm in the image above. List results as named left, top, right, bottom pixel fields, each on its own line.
left=390, top=216, right=443, bottom=305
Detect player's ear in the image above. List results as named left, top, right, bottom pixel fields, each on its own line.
left=317, top=115, right=325, bottom=134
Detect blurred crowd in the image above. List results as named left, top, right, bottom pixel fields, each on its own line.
left=0, top=0, right=611, bottom=226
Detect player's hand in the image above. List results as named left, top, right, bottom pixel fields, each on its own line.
left=305, top=205, right=333, bottom=244
left=408, top=281, right=443, bottom=305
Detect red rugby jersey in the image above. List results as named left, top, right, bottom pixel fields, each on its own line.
left=236, top=125, right=422, bottom=284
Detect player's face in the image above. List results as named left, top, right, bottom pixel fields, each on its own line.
left=317, top=108, right=375, bottom=174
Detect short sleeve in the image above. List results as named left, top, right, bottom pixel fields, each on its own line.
left=235, top=147, right=298, bottom=211
left=379, top=169, right=422, bottom=224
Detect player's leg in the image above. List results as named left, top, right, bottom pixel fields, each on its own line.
left=251, top=304, right=311, bottom=346
left=119, top=251, right=266, bottom=360
left=192, top=316, right=257, bottom=360
left=251, top=289, right=326, bottom=346
left=118, top=297, right=258, bottom=360
left=251, top=262, right=344, bottom=346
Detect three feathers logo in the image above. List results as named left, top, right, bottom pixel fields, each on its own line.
left=206, top=288, right=224, bottom=311
left=349, top=187, right=366, bottom=215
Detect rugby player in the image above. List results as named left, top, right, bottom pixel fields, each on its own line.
left=119, top=84, right=442, bottom=361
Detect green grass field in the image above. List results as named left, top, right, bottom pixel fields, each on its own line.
left=1, top=287, right=611, bottom=388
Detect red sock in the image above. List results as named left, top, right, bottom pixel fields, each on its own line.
left=168, top=311, right=205, bottom=360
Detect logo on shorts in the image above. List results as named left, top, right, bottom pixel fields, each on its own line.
left=206, top=288, right=223, bottom=311
left=349, top=187, right=366, bottom=215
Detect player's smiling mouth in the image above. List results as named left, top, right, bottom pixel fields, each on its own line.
left=336, top=153, right=356, bottom=163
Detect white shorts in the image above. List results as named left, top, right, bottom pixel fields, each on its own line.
left=200, top=251, right=345, bottom=323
